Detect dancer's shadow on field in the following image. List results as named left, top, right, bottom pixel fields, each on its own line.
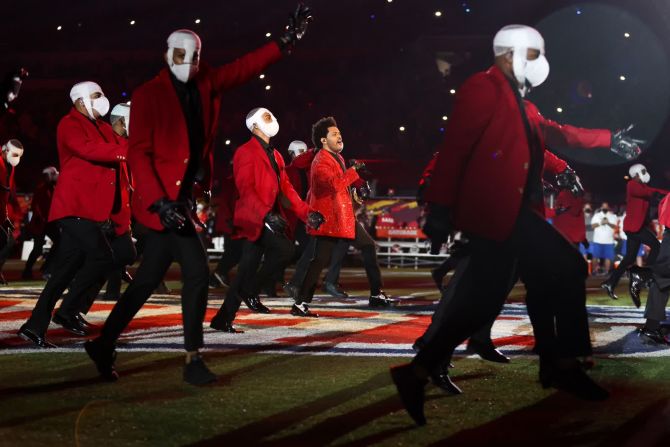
left=189, top=369, right=494, bottom=447
left=427, top=387, right=670, bottom=447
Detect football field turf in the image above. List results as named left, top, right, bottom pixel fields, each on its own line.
left=1, top=263, right=669, bottom=446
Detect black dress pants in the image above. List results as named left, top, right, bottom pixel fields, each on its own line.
left=607, top=227, right=660, bottom=287
left=289, top=236, right=316, bottom=290
left=645, top=229, right=670, bottom=322
left=420, top=254, right=507, bottom=350
left=217, top=228, right=294, bottom=322
left=323, top=222, right=384, bottom=294
left=298, top=222, right=384, bottom=303
left=213, top=236, right=244, bottom=278
left=59, top=231, right=137, bottom=316
left=24, top=217, right=114, bottom=334
left=99, top=229, right=209, bottom=352
left=413, top=208, right=592, bottom=372
left=23, top=223, right=61, bottom=276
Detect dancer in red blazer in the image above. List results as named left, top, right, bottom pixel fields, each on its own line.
left=210, top=107, right=323, bottom=332
left=0, top=139, right=22, bottom=283
left=287, top=116, right=388, bottom=318
left=601, top=163, right=669, bottom=300
left=59, top=103, right=137, bottom=317
left=629, top=193, right=670, bottom=344
left=553, top=189, right=587, bottom=246
left=22, top=167, right=59, bottom=280
left=88, top=4, right=314, bottom=386
left=19, top=81, right=126, bottom=347
left=391, top=25, right=643, bottom=425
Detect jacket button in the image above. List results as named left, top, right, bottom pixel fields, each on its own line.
left=184, top=158, right=189, bottom=164
left=176, top=180, right=181, bottom=186
left=518, top=187, right=523, bottom=194
left=523, top=162, right=529, bottom=170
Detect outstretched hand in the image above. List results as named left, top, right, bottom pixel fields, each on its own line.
left=611, top=124, right=644, bottom=160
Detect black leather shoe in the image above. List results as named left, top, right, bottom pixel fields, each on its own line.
left=85, top=339, right=119, bottom=381
left=466, top=340, right=510, bottom=363
left=52, top=312, right=88, bottom=336
left=539, top=359, right=609, bottom=401
left=17, top=325, right=57, bottom=348
left=102, top=294, right=119, bottom=301
left=75, top=313, right=96, bottom=330
left=638, top=326, right=670, bottom=345
left=243, top=296, right=271, bottom=313
left=369, top=291, right=393, bottom=307
left=0, top=273, right=8, bottom=285
left=210, top=317, right=243, bottom=333
left=600, top=281, right=618, bottom=300
left=430, top=363, right=462, bottom=395
left=628, top=266, right=652, bottom=308
left=390, top=364, right=428, bottom=426
left=322, top=281, right=348, bottom=298
left=183, top=354, right=217, bottom=385
left=290, top=303, right=319, bottom=318
left=431, top=268, right=445, bottom=291
left=283, top=282, right=299, bottom=299
left=121, top=269, right=133, bottom=283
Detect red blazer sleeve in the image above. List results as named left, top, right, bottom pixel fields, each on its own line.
left=212, top=42, right=282, bottom=92
left=312, top=157, right=360, bottom=194
left=60, top=117, right=128, bottom=163
left=528, top=102, right=612, bottom=149
left=543, top=150, right=568, bottom=175
left=276, top=152, right=309, bottom=221
left=420, top=155, right=438, bottom=186
left=424, top=74, right=498, bottom=207
left=628, top=180, right=670, bottom=199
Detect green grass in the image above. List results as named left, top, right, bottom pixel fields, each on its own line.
left=2, top=353, right=670, bottom=446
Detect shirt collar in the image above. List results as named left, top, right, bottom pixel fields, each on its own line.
left=253, top=134, right=272, bottom=151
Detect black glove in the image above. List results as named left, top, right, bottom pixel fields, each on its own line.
left=422, top=203, right=452, bottom=255
left=611, top=124, right=644, bottom=160
left=542, top=180, right=557, bottom=195
left=555, top=167, right=585, bottom=197
left=264, top=212, right=288, bottom=234
left=278, top=3, right=313, bottom=53
left=348, top=159, right=371, bottom=178
left=2, top=67, right=28, bottom=110
left=306, top=210, right=325, bottom=230
left=148, top=198, right=187, bottom=231
left=357, top=181, right=371, bottom=200
left=582, top=240, right=590, bottom=250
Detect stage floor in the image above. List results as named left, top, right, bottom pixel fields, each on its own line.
left=1, top=264, right=669, bottom=446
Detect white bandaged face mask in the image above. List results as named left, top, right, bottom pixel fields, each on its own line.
left=69, top=81, right=109, bottom=119
left=494, top=25, right=549, bottom=97
left=245, top=107, right=280, bottom=138
left=167, top=30, right=202, bottom=83
left=3, top=141, right=23, bottom=167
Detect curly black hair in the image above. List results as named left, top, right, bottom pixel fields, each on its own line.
left=311, top=116, right=337, bottom=149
